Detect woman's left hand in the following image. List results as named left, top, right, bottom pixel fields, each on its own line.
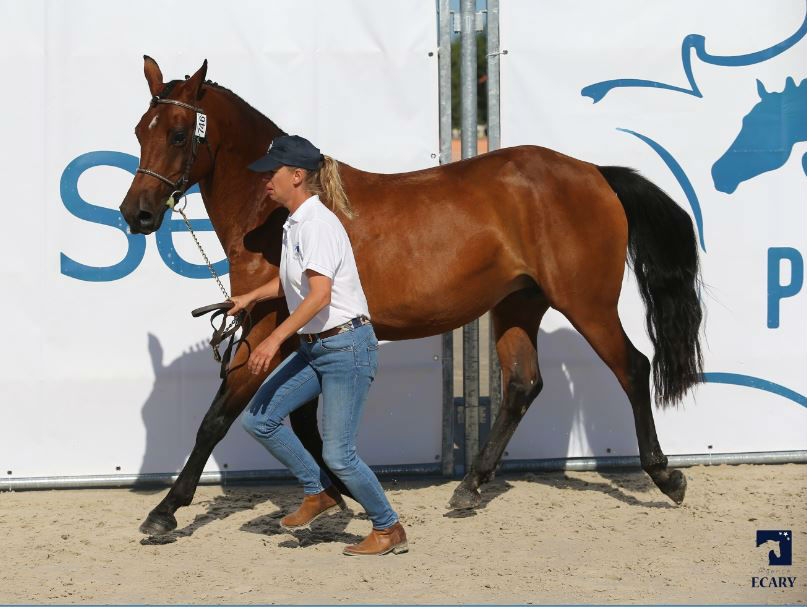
left=248, top=335, right=281, bottom=375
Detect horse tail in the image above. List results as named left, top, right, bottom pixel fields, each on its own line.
left=598, top=165, right=704, bottom=406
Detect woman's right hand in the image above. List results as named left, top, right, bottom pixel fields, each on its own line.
left=227, top=294, right=254, bottom=316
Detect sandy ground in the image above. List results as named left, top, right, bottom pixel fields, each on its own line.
left=1, top=464, right=805, bottom=604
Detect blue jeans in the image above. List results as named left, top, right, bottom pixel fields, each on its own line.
left=241, top=322, right=398, bottom=530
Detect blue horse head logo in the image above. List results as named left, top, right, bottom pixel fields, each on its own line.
left=712, top=76, right=807, bottom=194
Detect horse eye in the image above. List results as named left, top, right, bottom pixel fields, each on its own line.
left=172, top=131, right=187, bottom=146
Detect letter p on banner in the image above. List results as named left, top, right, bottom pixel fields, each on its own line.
left=767, top=247, right=804, bottom=328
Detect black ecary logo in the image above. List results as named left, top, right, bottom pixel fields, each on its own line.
left=756, top=530, right=792, bottom=566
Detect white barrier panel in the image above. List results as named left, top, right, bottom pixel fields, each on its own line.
left=499, top=0, right=807, bottom=459
left=0, top=0, right=441, bottom=479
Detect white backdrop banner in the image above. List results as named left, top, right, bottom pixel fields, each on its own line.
left=0, top=0, right=442, bottom=479
left=499, top=0, right=807, bottom=459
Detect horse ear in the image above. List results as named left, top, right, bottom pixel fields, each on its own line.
left=143, top=55, right=163, bottom=97
left=186, top=59, right=208, bottom=101
left=756, top=79, right=768, bottom=99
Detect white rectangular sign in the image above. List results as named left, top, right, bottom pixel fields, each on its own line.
left=0, top=0, right=442, bottom=480
left=499, top=0, right=807, bottom=459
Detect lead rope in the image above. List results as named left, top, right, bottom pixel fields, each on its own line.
left=170, top=193, right=252, bottom=378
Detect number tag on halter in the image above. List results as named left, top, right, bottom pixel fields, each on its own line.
left=166, top=193, right=176, bottom=209
left=195, top=112, right=207, bottom=139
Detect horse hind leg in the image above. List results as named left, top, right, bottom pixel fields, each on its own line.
left=563, top=304, right=687, bottom=504
left=449, top=288, right=548, bottom=509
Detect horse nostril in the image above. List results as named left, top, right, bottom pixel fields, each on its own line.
left=137, top=210, right=153, bottom=224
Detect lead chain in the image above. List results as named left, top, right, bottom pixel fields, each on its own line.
left=173, top=194, right=239, bottom=335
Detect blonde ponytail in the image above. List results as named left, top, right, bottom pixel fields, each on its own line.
left=303, top=156, right=356, bottom=219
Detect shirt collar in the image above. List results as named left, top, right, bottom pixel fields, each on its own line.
left=286, top=195, right=320, bottom=226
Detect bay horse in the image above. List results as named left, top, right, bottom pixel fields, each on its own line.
left=120, top=57, right=703, bottom=536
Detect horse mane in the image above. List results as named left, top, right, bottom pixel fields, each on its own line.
left=158, top=78, right=287, bottom=135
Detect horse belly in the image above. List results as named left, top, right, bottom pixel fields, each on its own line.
left=364, top=239, right=528, bottom=340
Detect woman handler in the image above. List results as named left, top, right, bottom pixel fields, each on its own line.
left=228, top=135, right=407, bottom=556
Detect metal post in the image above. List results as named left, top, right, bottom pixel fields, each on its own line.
left=486, top=0, right=502, bottom=422
left=438, top=0, right=455, bottom=477
left=460, top=0, right=478, bottom=160
left=486, top=0, right=501, bottom=152
left=460, top=0, right=480, bottom=472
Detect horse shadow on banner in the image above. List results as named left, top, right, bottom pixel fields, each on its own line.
left=132, top=327, right=669, bottom=544
left=135, top=332, right=227, bottom=481
left=503, top=326, right=673, bottom=509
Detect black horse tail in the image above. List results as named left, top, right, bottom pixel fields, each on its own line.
left=598, top=165, right=703, bottom=406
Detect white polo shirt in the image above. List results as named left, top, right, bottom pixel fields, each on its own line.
left=280, top=195, right=371, bottom=334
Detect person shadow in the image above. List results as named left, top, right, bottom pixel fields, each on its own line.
left=134, top=332, right=312, bottom=543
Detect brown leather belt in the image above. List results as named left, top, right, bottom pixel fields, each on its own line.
left=301, top=315, right=371, bottom=344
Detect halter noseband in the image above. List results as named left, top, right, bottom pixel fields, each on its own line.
left=136, top=96, right=212, bottom=206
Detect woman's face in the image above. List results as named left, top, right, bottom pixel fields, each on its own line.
left=263, top=165, right=303, bottom=207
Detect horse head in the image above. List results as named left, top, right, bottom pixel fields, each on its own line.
left=119, top=56, right=215, bottom=234
left=712, top=76, right=807, bottom=194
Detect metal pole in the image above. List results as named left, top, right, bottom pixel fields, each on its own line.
left=5, top=451, right=806, bottom=491
left=486, top=0, right=502, bottom=423
left=486, top=0, right=501, bottom=153
left=460, top=0, right=480, bottom=472
left=438, top=0, right=455, bottom=477
left=460, top=0, right=478, bottom=160
left=497, top=451, right=807, bottom=473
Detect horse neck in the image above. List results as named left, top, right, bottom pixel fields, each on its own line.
left=196, top=88, right=285, bottom=255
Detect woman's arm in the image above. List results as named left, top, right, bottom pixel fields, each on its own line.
left=252, top=275, right=285, bottom=303
left=227, top=275, right=285, bottom=315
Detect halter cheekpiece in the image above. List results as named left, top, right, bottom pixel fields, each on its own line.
left=136, top=95, right=210, bottom=207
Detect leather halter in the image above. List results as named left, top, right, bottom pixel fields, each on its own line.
left=136, top=96, right=213, bottom=201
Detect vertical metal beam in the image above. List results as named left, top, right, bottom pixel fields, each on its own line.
left=460, top=0, right=478, bottom=160
left=438, top=0, right=453, bottom=167
left=486, top=0, right=502, bottom=422
left=460, top=0, right=480, bottom=472
left=437, top=0, right=455, bottom=477
left=486, top=0, right=501, bottom=152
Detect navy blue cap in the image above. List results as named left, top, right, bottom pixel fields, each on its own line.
left=248, top=135, right=323, bottom=172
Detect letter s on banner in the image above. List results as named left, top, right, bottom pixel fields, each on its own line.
left=60, top=151, right=146, bottom=281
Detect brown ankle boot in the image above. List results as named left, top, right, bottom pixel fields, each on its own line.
left=342, top=522, right=408, bottom=556
left=280, top=485, right=346, bottom=530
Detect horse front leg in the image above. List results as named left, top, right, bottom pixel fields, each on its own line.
left=139, top=379, right=249, bottom=534
left=139, top=359, right=350, bottom=534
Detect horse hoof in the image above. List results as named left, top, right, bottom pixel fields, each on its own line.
left=660, top=469, right=687, bottom=505
left=448, top=485, right=482, bottom=510
left=139, top=511, right=177, bottom=535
